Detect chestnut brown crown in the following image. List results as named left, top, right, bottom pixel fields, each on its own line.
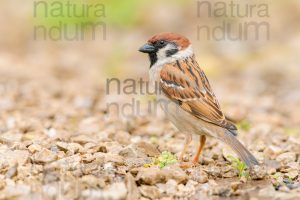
left=148, top=32, right=190, bottom=50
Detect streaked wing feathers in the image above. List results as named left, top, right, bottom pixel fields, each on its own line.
left=160, top=56, right=237, bottom=131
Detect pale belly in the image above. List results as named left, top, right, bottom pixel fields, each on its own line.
left=157, top=94, right=222, bottom=138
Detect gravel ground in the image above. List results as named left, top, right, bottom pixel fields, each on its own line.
left=0, top=49, right=299, bottom=200
left=0, top=1, right=300, bottom=199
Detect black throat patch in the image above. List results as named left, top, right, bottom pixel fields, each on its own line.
left=149, top=53, right=157, bottom=68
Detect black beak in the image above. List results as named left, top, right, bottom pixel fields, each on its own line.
left=138, top=43, right=156, bottom=53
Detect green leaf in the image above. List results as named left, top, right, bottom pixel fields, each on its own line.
left=143, top=151, right=177, bottom=169
left=227, top=155, right=249, bottom=178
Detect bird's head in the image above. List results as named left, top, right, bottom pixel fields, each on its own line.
left=139, top=32, right=193, bottom=67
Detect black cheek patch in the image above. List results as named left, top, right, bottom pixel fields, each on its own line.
left=166, top=49, right=178, bottom=57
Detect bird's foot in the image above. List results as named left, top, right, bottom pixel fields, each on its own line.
left=179, top=161, right=199, bottom=169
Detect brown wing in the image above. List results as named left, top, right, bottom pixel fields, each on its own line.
left=159, top=56, right=237, bottom=131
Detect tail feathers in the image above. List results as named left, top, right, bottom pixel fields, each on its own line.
left=228, top=129, right=238, bottom=136
left=222, top=130, right=259, bottom=168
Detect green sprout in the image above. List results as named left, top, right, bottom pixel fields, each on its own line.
left=227, top=155, right=249, bottom=178
left=286, top=174, right=294, bottom=182
left=144, top=151, right=177, bottom=169
left=271, top=172, right=282, bottom=180
left=236, top=120, right=251, bottom=132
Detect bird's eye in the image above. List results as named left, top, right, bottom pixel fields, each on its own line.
left=159, top=40, right=165, bottom=45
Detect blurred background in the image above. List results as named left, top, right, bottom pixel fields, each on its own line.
left=0, top=0, right=299, bottom=128
left=0, top=0, right=299, bottom=198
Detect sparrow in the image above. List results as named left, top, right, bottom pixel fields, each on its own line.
left=138, top=32, right=259, bottom=167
